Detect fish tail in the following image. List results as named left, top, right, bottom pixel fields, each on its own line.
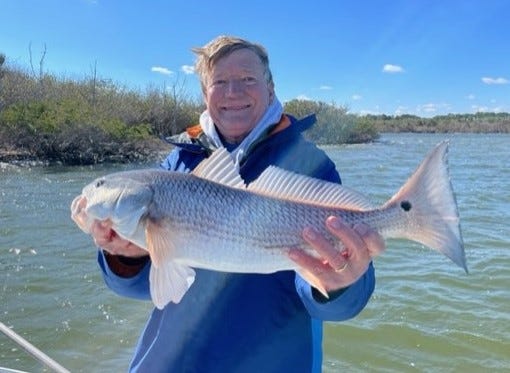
left=382, top=141, right=467, bottom=272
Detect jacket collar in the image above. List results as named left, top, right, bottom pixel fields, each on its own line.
left=163, top=113, right=316, bottom=156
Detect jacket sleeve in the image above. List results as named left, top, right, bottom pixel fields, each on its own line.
left=295, top=263, right=375, bottom=321
left=97, top=250, right=152, bottom=300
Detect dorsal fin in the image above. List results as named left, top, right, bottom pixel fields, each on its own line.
left=192, top=148, right=246, bottom=188
left=248, top=166, right=374, bottom=210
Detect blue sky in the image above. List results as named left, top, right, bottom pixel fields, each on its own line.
left=1, top=0, right=509, bottom=117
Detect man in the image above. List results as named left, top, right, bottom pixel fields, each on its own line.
left=91, top=35, right=384, bottom=372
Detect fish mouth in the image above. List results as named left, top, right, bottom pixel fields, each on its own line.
left=71, top=195, right=91, bottom=233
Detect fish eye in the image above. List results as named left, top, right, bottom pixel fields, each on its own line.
left=95, top=179, right=106, bottom=188
left=400, top=200, right=412, bottom=212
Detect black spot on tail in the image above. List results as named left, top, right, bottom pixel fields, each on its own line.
left=400, top=200, right=412, bottom=212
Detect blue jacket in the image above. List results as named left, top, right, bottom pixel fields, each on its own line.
left=98, top=114, right=375, bottom=373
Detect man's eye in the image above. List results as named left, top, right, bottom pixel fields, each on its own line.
left=243, top=77, right=256, bottom=83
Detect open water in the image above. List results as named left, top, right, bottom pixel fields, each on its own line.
left=1, top=133, right=509, bottom=372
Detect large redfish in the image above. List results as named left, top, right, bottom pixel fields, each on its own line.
left=71, top=142, right=466, bottom=309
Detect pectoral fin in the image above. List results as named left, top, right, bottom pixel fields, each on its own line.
left=146, top=218, right=195, bottom=308
left=150, top=262, right=196, bottom=309
left=145, top=218, right=175, bottom=268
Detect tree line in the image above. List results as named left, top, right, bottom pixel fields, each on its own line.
left=364, top=112, right=510, bottom=133
left=0, top=53, right=508, bottom=165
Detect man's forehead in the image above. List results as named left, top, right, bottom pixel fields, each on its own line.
left=213, top=49, right=263, bottom=68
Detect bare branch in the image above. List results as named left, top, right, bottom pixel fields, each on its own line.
left=39, top=43, right=47, bottom=79
left=28, top=42, right=36, bottom=77
left=90, top=59, right=98, bottom=106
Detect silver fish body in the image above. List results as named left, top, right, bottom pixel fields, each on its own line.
left=71, top=142, right=466, bottom=309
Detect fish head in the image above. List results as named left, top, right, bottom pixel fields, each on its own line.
left=71, top=172, right=154, bottom=240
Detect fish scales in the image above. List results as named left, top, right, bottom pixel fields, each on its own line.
left=152, top=174, right=382, bottom=268
left=71, top=142, right=467, bottom=308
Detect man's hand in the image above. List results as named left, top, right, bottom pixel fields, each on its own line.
left=288, top=216, right=385, bottom=294
left=90, top=220, right=147, bottom=258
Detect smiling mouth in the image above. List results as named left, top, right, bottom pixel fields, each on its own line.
left=222, top=104, right=251, bottom=111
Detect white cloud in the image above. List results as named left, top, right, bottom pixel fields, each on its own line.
left=151, top=66, right=173, bottom=75
left=358, top=108, right=380, bottom=116
left=421, top=103, right=438, bottom=113
left=394, top=106, right=408, bottom=115
left=351, top=94, right=362, bottom=101
left=382, top=64, right=404, bottom=73
left=472, top=104, right=489, bottom=112
left=481, top=76, right=509, bottom=85
left=181, top=65, right=195, bottom=74
left=416, top=102, right=451, bottom=114
left=472, top=104, right=504, bottom=113
left=466, top=94, right=476, bottom=100
left=296, top=94, right=311, bottom=101
left=319, top=85, right=333, bottom=90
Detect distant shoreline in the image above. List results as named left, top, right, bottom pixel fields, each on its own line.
left=1, top=60, right=508, bottom=166
left=2, top=131, right=508, bottom=167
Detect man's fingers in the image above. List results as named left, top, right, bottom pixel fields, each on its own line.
left=352, top=222, right=386, bottom=257
left=288, top=247, right=321, bottom=270
left=302, top=226, right=348, bottom=272
left=326, top=217, right=366, bottom=256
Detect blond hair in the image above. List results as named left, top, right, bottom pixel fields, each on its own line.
left=192, top=35, right=274, bottom=91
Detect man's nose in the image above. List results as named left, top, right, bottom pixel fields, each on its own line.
left=226, top=79, right=243, bottom=95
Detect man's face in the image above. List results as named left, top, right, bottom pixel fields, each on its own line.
left=203, top=48, right=274, bottom=143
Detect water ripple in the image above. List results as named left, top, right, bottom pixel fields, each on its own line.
left=2, top=133, right=509, bottom=371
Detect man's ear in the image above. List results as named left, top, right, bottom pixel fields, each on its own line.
left=268, top=82, right=275, bottom=102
